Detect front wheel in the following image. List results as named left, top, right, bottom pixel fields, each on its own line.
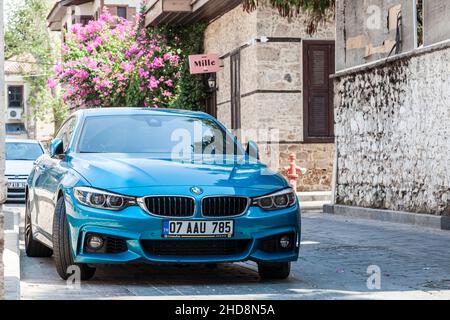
left=258, top=262, right=291, bottom=280
left=53, top=196, right=96, bottom=281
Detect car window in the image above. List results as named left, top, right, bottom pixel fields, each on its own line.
left=6, top=143, right=44, bottom=161
left=56, top=117, right=77, bottom=151
left=77, top=115, right=243, bottom=156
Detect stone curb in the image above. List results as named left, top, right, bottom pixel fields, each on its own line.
left=2, top=210, right=21, bottom=300
left=323, top=204, right=450, bottom=231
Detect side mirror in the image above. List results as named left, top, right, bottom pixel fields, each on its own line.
left=49, top=138, right=64, bottom=158
left=246, top=140, right=260, bottom=160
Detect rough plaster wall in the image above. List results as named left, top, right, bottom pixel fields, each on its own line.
left=336, top=0, right=415, bottom=71
left=423, top=0, right=450, bottom=46
left=335, top=45, right=450, bottom=215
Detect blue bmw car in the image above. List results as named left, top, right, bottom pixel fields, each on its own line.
left=26, top=108, right=300, bottom=281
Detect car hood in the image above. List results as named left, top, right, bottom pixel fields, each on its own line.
left=5, top=160, right=35, bottom=176
left=70, top=153, right=289, bottom=195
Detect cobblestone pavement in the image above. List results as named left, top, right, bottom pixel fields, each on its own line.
left=12, top=203, right=450, bottom=300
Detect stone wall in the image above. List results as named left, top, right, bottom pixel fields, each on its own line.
left=204, top=4, right=336, bottom=191
left=334, top=42, right=450, bottom=215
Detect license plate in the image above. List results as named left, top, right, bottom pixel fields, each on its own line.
left=162, top=220, right=234, bottom=238
left=8, top=182, right=26, bottom=189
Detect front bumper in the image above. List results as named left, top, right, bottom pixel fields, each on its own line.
left=64, top=191, right=301, bottom=265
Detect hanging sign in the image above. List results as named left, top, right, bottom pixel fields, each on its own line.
left=189, top=54, right=220, bottom=74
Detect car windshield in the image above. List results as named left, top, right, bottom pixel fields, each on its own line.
left=77, top=115, right=244, bottom=156
left=6, top=142, right=44, bottom=161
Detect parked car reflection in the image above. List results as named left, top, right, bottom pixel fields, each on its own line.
left=5, top=138, right=45, bottom=202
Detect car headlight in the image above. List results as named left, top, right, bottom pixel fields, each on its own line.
left=252, top=188, right=297, bottom=211
left=73, top=187, right=136, bottom=211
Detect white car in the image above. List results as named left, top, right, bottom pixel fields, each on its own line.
left=5, top=138, right=45, bottom=202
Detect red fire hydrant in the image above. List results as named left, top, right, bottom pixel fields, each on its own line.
left=283, top=153, right=307, bottom=191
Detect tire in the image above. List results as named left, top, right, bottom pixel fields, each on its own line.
left=25, top=194, right=53, bottom=257
left=258, top=262, right=291, bottom=280
left=53, top=196, right=96, bottom=281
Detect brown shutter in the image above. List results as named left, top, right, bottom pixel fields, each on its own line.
left=303, top=41, right=335, bottom=142
left=230, top=50, right=241, bottom=131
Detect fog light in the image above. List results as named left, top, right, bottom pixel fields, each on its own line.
left=87, top=235, right=104, bottom=250
left=279, top=235, right=291, bottom=249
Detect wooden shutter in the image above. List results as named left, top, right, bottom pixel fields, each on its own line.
left=230, top=50, right=241, bottom=130
left=303, top=41, right=335, bottom=142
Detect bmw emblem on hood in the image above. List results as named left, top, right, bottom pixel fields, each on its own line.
left=190, top=187, right=203, bottom=195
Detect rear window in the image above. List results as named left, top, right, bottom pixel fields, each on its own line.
left=6, top=142, right=44, bottom=161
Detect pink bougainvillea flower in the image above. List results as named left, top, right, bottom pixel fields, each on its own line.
left=54, top=63, right=63, bottom=74
left=151, top=57, right=164, bottom=69
left=163, top=53, right=172, bottom=61
left=47, top=78, right=57, bottom=89
left=87, top=60, right=98, bottom=69
left=148, top=76, right=159, bottom=89
left=121, top=61, right=134, bottom=73
left=55, top=6, right=181, bottom=109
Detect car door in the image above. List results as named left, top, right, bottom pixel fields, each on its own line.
left=35, top=117, right=77, bottom=239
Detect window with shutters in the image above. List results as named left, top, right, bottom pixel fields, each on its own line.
left=303, top=40, right=335, bottom=143
left=230, top=50, right=241, bottom=131
left=117, top=7, right=127, bottom=19
left=8, top=86, right=24, bottom=108
left=80, top=15, right=94, bottom=26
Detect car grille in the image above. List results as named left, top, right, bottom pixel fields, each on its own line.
left=141, top=239, right=251, bottom=257
left=202, top=197, right=249, bottom=217
left=144, top=196, right=195, bottom=217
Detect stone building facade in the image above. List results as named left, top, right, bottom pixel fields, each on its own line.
left=204, top=5, right=335, bottom=191
left=4, top=55, right=55, bottom=142
left=334, top=0, right=450, bottom=215
left=146, top=1, right=336, bottom=191
left=47, top=0, right=140, bottom=39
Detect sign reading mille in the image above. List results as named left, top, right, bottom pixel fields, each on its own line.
left=189, top=53, right=220, bottom=74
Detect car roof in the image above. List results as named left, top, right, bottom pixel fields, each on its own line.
left=75, top=107, right=213, bottom=119
left=5, top=138, right=41, bottom=144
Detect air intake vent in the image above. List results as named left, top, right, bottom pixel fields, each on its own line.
left=202, top=197, right=249, bottom=217
left=141, top=239, right=251, bottom=257
left=144, top=196, right=195, bottom=217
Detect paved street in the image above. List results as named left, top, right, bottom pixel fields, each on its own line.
left=6, top=204, right=450, bottom=300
